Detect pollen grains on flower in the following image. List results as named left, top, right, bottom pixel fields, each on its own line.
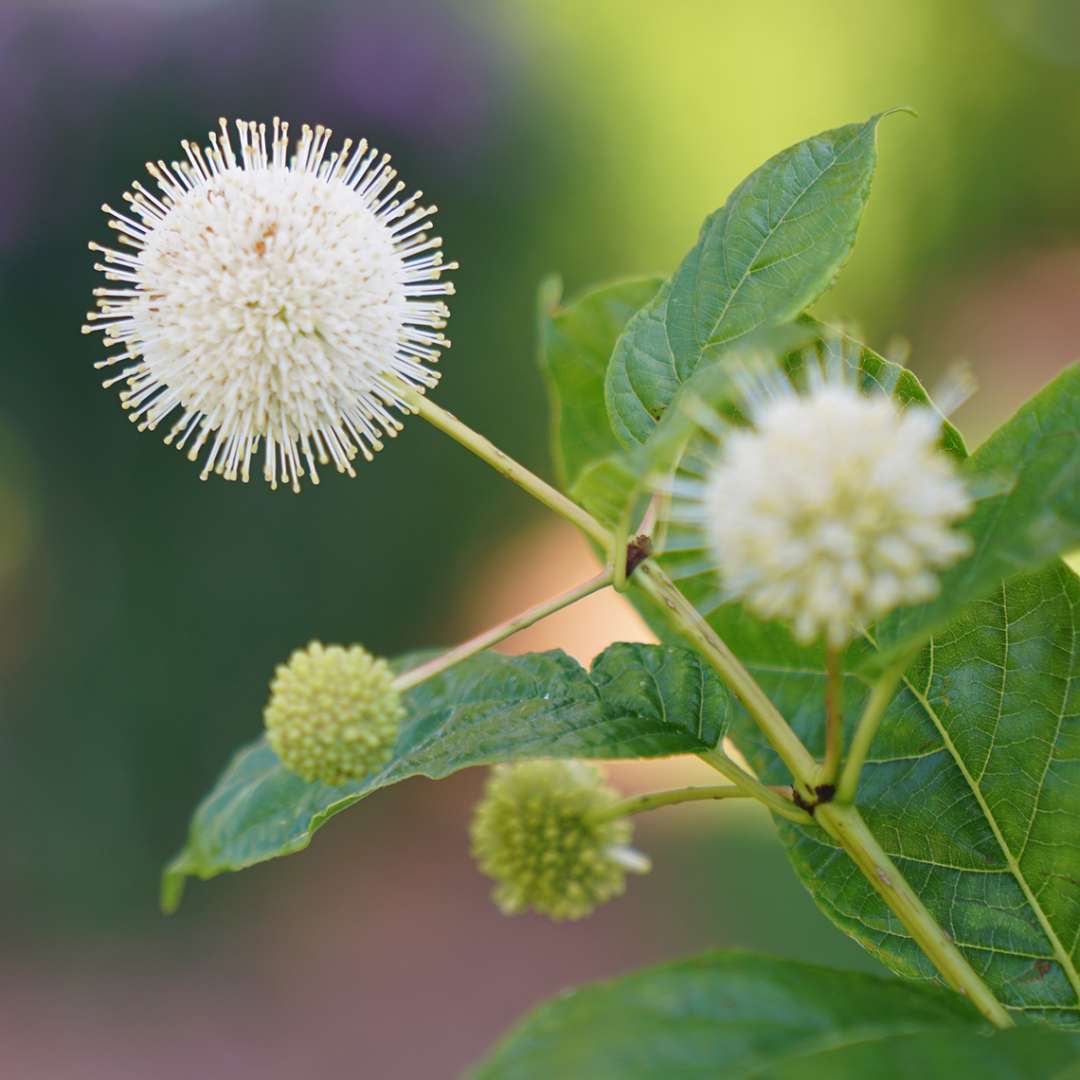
left=264, top=640, right=404, bottom=786
left=84, top=118, right=457, bottom=491
left=469, top=760, right=649, bottom=921
left=666, top=363, right=974, bottom=648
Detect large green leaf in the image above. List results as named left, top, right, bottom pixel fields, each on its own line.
left=472, top=951, right=1080, bottom=1079
left=606, top=112, right=903, bottom=447
left=162, top=643, right=731, bottom=912
left=868, top=363, right=1080, bottom=667
left=540, top=281, right=1080, bottom=1025
left=536, top=116, right=1080, bottom=1028
left=732, top=561, right=1080, bottom=1027
left=616, top=357, right=1080, bottom=1024
left=538, top=276, right=663, bottom=491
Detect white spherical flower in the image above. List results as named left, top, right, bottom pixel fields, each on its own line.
left=696, top=375, right=972, bottom=647
left=84, top=118, right=456, bottom=490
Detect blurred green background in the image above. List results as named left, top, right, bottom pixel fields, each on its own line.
left=2, top=0, right=1079, bottom=1075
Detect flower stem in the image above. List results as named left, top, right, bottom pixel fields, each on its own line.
left=410, top=390, right=1011, bottom=1027
left=815, top=801, right=1012, bottom=1028
left=836, top=660, right=908, bottom=804
left=820, top=646, right=843, bottom=784
left=699, top=747, right=812, bottom=824
left=394, top=570, right=612, bottom=693
left=593, top=783, right=792, bottom=823
left=409, top=391, right=608, bottom=546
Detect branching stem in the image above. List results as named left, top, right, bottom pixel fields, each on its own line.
left=815, top=801, right=1012, bottom=1028
left=409, top=389, right=1014, bottom=1030
left=408, top=391, right=817, bottom=789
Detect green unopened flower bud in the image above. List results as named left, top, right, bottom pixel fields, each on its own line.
left=470, top=760, right=648, bottom=921
left=264, top=641, right=404, bottom=785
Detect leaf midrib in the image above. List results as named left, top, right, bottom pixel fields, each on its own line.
left=737, top=1020, right=980, bottom=1079
left=745, top=622, right=1080, bottom=1010
left=902, top=668, right=1080, bottom=1010
left=697, top=124, right=861, bottom=355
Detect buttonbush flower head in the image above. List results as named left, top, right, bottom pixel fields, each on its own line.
left=470, top=760, right=648, bottom=921
left=84, top=118, right=456, bottom=491
left=265, top=641, right=404, bottom=785
left=668, top=359, right=973, bottom=647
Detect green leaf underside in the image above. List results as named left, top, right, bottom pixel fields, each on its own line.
left=162, top=643, right=731, bottom=912
left=472, top=951, right=1080, bottom=1079
left=539, top=276, right=664, bottom=492
left=729, top=561, right=1080, bottom=1027
left=606, top=112, right=897, bottom=448
left=570, top=454, right=644, bottom=529
left=868, top=362, right=1080, bottom=667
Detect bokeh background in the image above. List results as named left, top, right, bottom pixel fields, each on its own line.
left=3, top=0, right=1080, bottom=1076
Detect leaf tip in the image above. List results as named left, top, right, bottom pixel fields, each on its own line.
left=880, top=104, right=919, bottom=122
left=537, top=274, right=563, bottom=319
left=160, top=859, right=189, bottom=915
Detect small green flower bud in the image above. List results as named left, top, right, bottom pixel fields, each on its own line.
left=264, top=641, right=404, bottom=785
left=470, top=760, right=646, bottom=921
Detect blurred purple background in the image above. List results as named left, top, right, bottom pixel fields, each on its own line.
left=3, top=0, right=1080, bottom=1075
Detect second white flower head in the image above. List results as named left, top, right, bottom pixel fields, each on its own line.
left=86, top=118, right=456, bottom=490
left=701, top=369, right=972, bottom=647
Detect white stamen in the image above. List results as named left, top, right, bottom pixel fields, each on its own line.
left=667, top=362, right=974, bottom=646
left=85, top=117, right=458, bottom=491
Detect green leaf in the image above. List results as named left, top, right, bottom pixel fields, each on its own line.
left=732, top=560, right=1080, bottom=1027
left=606, top=111, right=905, bottom=447
left=162, top=643, right=731, bottom=913
left=868, top=363, right=1080, bottom=667
left=578, top=322, right=805, bottom=549
left=569, top=453, right=643, bottom=529
left=538, top=276, right=663, bottom=491
left=612, top=339, right=1080, bottom=1023
left=472, top=951, right=1080, bottom=1079
left=542, top=276, right=1080, bottom=1023
left=605, top=283, right=681, bottom=447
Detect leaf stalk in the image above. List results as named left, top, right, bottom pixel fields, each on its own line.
left=591, top=782, right=796, bottom=824
left=394, top=569, right=612, bottom=693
